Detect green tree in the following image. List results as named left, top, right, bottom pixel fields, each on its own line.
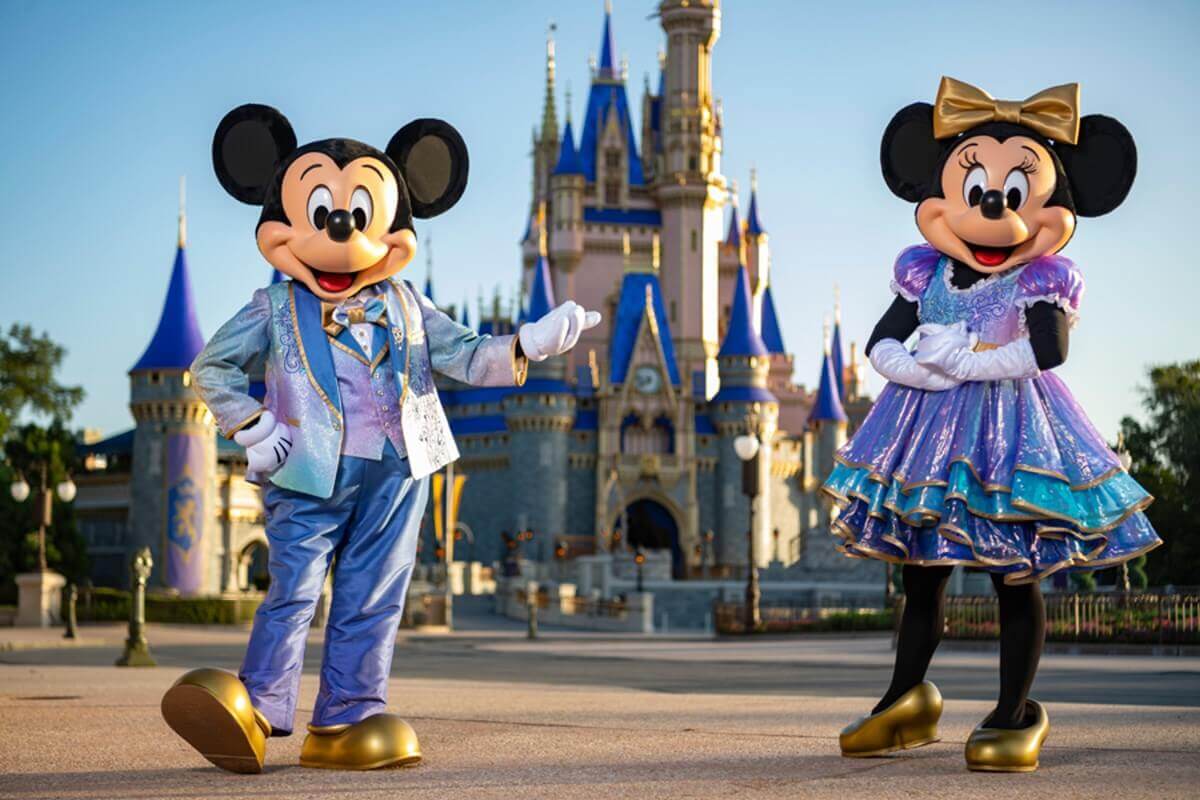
left=1119, top=360, right=1200, bottom=587
left=0, top=324, right=84, bottom=443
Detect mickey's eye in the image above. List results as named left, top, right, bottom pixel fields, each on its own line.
left=1003, top=169, right=1029, bottom=211
left=307, top=185, right=333, bottom=230
left=963, top=166, right=987, bottom=207
left=350, top=187, right=373, bottom=231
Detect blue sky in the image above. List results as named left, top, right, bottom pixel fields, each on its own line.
left=1, top=0, right=1196, bottom=439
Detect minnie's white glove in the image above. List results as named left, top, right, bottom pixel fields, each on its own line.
left=917, top=334, right=1040, bottom=382
left=233, top=410, right=293, bottom=474
left=518, top=301, right=602, bottom=362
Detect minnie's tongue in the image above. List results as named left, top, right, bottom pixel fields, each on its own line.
left=971, top=246, right=1011, bottom=268
left=314, top=270, right=354, bottom=293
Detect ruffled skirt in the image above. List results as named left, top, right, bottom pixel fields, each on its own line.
left=822, top=372, right=1161, bottom=584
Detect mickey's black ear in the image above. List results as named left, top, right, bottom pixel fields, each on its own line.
left=1054, top=115, right=1136, bottom=217
left=880, top=103, right=943, bottom=203
left=212, top=104, right=297, bottom=205
left=386, top=119, right=469, bottom=218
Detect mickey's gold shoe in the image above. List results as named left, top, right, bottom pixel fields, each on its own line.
left=160, top=668, right=270, bottom=774
left=839, top=681, right=943, bottom=757
left=965, top=700, right=1049, bottom=773
left=300, top=714, right=422, bottom=770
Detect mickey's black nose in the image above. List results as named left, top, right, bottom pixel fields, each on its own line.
left=326, top=210, right=354, bottom=242
left=979, top=190, right=1005, bottom=220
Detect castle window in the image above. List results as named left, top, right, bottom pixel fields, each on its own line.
left=604, top=180, right=621, bottom=206
left=605, top=150, right=621, bottom=169
left=690, top=230, right=698, bottom=251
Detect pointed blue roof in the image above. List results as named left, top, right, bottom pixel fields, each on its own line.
left=553, top=119, right=584, bottom=175
left=746, top=184, right=766, bottom=236
left=760, top=286, right=786, bottom=354
left=718, top=265, right=768, bottom=358
left=809, top=349, right=848, bottom=424
left=725, top=204, right=741, bottom=248
left=132, top=244, right=205, bottom=372
left=423, top=275, right=435, bottom=304
left=577, top=9, right=645, bottom=187
left=461, top=298, right=471, bottom=329
left=527, top=254, right=555, bottom=321
left=830, top=319, right=846, bottom=400
left=609, top=273, right=680, bottom=386
left=597, top=6, right=617, bottom=78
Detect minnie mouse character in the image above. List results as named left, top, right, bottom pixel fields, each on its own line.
left=160, top=105, right=600, bottom=773
left=825, top=78, right=1160, bottom=772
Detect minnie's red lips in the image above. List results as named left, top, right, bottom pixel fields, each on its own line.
left=311, top=269, right=354, bottom=293
left=968, top=243, right=1016, bottom=267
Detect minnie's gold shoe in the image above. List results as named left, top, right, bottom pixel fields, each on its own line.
left=965, top=700, right=1050, bottom=773
left=300, top=713, right=422, bottom=770
left=161, top=668, right=270, bottom=774
left=839, top=681, right=943, bottom=757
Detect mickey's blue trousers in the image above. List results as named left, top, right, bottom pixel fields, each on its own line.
left=239, top=442, right=427, bottom=735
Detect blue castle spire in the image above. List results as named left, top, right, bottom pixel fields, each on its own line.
left=461, top=295, right=471, bottom=329
left=554, top=117, right=583, bottom=175
left=132, top=189, right=204, bottom=372
left=809, top=327, right=847, bottom=424
left=597, top=1, right=616, bottom=78
left=746, top=170, right=766, bottom=236
left=725, top=201, right=741, bottom=248
left=718, top=265, right=768, bottom=358
left=577, top=3, right=645, bottom=187
left=760, top=286, right=786, bottom=354
left=831, top=297, right=846, bottom=401
left=527, top=253, right=555, bottom=321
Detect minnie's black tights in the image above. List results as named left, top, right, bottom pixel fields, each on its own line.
left=873, top=565, right=1045, bottom=730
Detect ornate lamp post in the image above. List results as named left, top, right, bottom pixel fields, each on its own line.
left=733, top=433, right=762, bottom=633
left=10, top=464, right=76, bottom=627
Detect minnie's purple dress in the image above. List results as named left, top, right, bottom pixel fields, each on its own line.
left=822, top=245, right=1161, bottom=583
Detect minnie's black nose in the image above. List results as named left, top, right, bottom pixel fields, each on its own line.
left=326, top=210, right=354, bottom=242
left=979, top=190, right=1005, bottom=220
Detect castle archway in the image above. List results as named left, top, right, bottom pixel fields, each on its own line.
left=238, top=539, right=270, bottom=592
left=615, top=498, right=683, bottom=579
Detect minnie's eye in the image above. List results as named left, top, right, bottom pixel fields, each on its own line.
left=1003, top=169, right=1029, bottom=211
left=307, top=186, right=333, bottom=230
left=350, top=187, right=373, bottom=231
left=963, top=165, right=987, bottom=207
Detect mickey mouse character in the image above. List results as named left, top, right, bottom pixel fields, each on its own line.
left=160, top=105, right=600, bottom=773
left=824, top=78, right=1160, bottom=772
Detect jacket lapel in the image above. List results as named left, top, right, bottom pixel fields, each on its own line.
left=289, top=283, right=341, bottom=415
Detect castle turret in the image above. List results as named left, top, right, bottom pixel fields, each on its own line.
left=550, top=99, right=585, bottom=302
left=656, top=0, right=725, bottom=398
left=830, top=287, right=846, bottom=402
left=710, top=264, right=777, bottom=568
left=808, top=319, right=848, bottom=483
left=504, top=229, right=573, bottom=552
left=129, top=180, right=215, bottom=596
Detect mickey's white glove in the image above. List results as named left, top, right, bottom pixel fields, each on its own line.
left=518, top=301, right=602, bottom=362
left=869, top=322, right=974, bottom=392
left=233, top=410, right=293, bottom=474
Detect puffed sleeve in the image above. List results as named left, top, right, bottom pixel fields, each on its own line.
left=1017, top=254, right=1085, bottom=327
left=890, top=244, right=941, bottom=306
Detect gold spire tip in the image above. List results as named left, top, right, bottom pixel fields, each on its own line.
left=177, top=175, right=187, bottom=248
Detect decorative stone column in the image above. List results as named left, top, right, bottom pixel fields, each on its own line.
left=14, top=570, right=66, bottom=627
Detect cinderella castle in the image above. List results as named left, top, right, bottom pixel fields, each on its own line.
left=74, top=1, right=880, bottom=598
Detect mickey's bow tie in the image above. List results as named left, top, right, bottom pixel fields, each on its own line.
left=322, top=297, right=387, bottom=336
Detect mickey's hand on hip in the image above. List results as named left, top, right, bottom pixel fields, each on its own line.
left=234, top=410, right=294, bottom=474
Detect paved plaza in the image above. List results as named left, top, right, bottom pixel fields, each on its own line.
left=1, top=612, right=1197, bottom=800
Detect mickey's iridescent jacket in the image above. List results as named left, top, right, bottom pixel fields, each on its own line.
left=190, top=278, right=526, bottom=499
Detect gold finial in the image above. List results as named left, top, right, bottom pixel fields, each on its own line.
left=177, top=175, right=187, bottom=248
left=621, top=231, right=631, bottom=272
left=588, top=349, right=600, bottom=388
left=588, top=55, right=597, bottom=78
left=605, top=0, right=613, bottom=14
left=536, top=201, right=548, bottom=256
left=729, top=179, right=739, bottom=209
left=657, top=49, right=666, bottom=71
left=620, top=53, right=629, bottom=82
left=565, top=83, right=572, bottom=119
left=750, top=166, right=758, bottom=195
left=834, top=283, right=841, bottom=323
left=651, top=232, right=660, bottom=272
left=822, top=315, right=831, bottom=354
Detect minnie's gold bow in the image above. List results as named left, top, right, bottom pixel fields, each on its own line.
left=933, top=76, right=1080, bottom=145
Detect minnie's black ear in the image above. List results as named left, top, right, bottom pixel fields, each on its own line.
left=881, top=103, right=943, bottom=203
left=386, top=119, right=469, bottom=218
left=212, top=104, right=297, bottom=205
left=1054, top=115, right=1136, bottom=217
